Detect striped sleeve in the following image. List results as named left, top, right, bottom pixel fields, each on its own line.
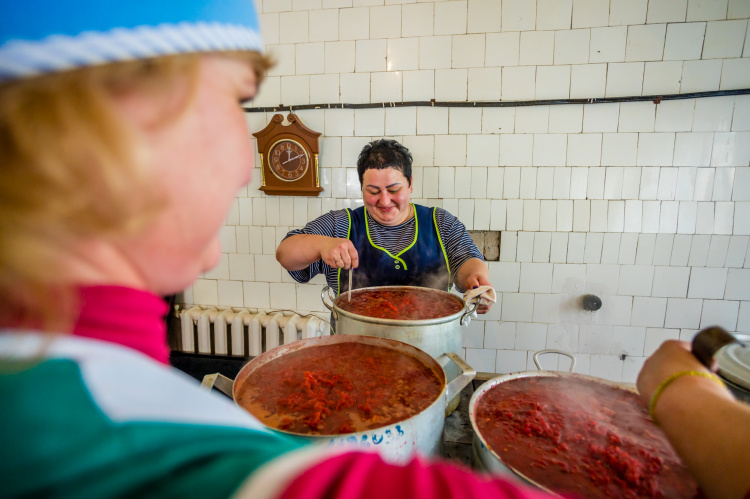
left=434, top=208, right=484, bottom=292
left=283, top=210, right=350, bottom=292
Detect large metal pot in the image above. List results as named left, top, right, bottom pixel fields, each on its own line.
left=321, top=285, right=477, bottom=359
left=469, top=350, right=639, bottom=492
left=202, top=334, right=475, bottom=462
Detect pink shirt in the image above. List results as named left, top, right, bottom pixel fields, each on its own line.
left=72, top=285, right=170, bottom=364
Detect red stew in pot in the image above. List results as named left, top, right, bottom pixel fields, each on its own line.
left=337, top=288, right=463, bottom=320
left=475, top=377, right=699, bottom=499
left=236, top=343, right=443, bottom=435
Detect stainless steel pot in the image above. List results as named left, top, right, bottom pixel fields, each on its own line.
left=321, top=285, right=477, bottom=359
left=469, top=350, right=638, bottom=493
left=202, top=334, right=475, bottom=462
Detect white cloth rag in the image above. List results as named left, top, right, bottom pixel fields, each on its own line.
left=462, top=285, right=497, bottom=324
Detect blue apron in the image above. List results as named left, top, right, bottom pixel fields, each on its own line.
left=338, top=203, right=451, bottom=295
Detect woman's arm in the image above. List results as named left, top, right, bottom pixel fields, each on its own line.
left=455, top=258, right=493, bottom=313
left=276, top=234, right=359, bottom=271
left=637, top=340, right=750, bottom=499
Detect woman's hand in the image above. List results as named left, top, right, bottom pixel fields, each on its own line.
left=636, top=340, right=710, bottom=403
left=320, top=238, right=359, bottom=270
left=465, top=273, right=493, bottom=314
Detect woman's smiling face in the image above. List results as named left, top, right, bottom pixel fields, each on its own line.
left=361, top=167, right=414, bottom=226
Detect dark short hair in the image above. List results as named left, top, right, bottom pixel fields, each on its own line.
left=356, top=139, right=413, bottom=186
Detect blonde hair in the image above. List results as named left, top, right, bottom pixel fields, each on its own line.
left=0, top=51, right=271, bottom=331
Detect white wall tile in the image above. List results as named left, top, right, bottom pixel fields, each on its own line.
left=631, top=297, right=668, bottom=327
left=568, top=134, right=602, bottom=166
left=637, top=133, right=675, bottom=166
left=468, top=0, right=502, bottom=33
left=683, top=59, right=723, bottom=94
left=555, top=29, right=590, bottom=66
left=419, top=36, right=451, bottom=69
left=309, top=9, right=338, bottom=42
left=688, top=267, right=728, bottom=298
left=665, top=22, right=706, bottom=60
left=416, top=107, right=448, bottom=135
left=647, top=0, right=688, bottom=23
left=502, top=293, right=534, bottom=322
left=517, top=231, right=535, bottom=262
left=496, top=349, right=528, bottom=374
left=619, top=101, right=656, bottom=132
left=500, top=135, right=533, bottom=167
left=218, top=280, right=246, bottom=308
left=434, top=135, right=466, bottom=166
left=537, top=0, right=573, bottom=29
left=606, top=62, right=645, bottom=98
left=385, top=107, right=416, bottom=136
left=643, top=61, right=683, bottom=95
left=727, top=236, right=750, bottom=267
left=726, top=269, right=750, bottom=300
left=354, top=108, right=385, bottom=136
left=403, top=70, right=434, bottom=101
left=704, top=20, right=747, bottom=59
left=568, top=232, right=587, bottom=263
left=516, top=322, right=548, bottom=351
left=516, top=106, right=550, bottom=134
left=402, top=3, right=433, bottom=37
left=644, top=327, right=680, bottom=356
left=611, top=326, right=647, bottom=356
left=502, top=0, right=536, bottom=31
left=573, top=199, right=590, bottom=232
left=520, top=31, right=554, bottom=66
left=550, top=233, right=570, bottom=263
left=452, top=34, right=485, bottom=68
left=534, top=134, right=567, bottom=167
left=626, top=24, right=667, bottom=61
left=713, top=132, right=750, bottom=167
left=590, top=26, right=626, bottom=63
left=468, top=68, right=502, bottom=101
left=502, top=66, right=537, bottom=101
left=583, top=232, right=604, bottom=263
left=580, top=324, right=613, bottom=354
left=706, top=235, right=731, bottom=267
left=573, top=0, right=610, bottom=27
left=486, top=32, right=520, bottom=67
left=435, top=69, right=468, bottom=101
left=280, top=11, right=309, bottom=43
left=339, top=73, right=370, bottom=103
left=610, top=0, right=648, bottom=24
left=434, top=0, right=468, bottom=35
left=570, top=167, right=589, bottom=199
left=570, top=63, right=607, bottom=98
left=700, top=299, right=740, bottom=329
left=618, top=265, right=655, bottom=296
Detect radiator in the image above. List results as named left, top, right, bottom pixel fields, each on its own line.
left=177, top=306, right=330, bottom=357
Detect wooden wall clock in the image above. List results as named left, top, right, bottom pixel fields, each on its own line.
left=252, top=113, right=323, bottom=196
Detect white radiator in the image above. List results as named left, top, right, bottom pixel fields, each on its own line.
left=178, top=307, right=330, bottom=357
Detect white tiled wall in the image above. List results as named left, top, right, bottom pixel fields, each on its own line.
left=182, top=0, right=750, bottom=383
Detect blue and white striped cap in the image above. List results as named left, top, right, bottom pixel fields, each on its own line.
left=0, top=0, right=264, bottom=82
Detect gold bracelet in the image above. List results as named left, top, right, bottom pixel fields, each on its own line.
left=648, top=370, right=725, bottom=424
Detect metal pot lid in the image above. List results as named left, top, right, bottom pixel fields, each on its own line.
left=716, top=341, right=750, bottom=390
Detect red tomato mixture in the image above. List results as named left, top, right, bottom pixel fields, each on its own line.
left=475, top=377, right=699, bottom=499
left=237, top=343, right=443, bottom=435
left=337, top=288, right=463, bottom=320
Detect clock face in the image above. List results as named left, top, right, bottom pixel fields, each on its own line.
left=269, top=139, right=309, bottom=182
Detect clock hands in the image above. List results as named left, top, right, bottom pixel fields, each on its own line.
left=282, top=153, right=303, bottom=165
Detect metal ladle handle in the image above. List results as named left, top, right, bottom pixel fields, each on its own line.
left=691, top=326, right=742, bottom=369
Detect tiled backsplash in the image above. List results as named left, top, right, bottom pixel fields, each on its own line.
left=181, top=0, right=750, bottom=384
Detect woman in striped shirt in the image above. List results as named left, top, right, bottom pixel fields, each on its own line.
left=277, top=139, right=494, bottom=314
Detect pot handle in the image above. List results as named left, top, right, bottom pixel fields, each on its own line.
left=321, top=285, right=338, bottom=322
left=533, top=349, right=577, bottom=372
left=459, top=300, right=479, bottom=326
left=437, top=352, right=477, bottom=402
left=201, top=373, right=235, bottom=398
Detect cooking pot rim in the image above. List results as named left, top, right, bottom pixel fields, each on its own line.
left=231, top=334, right=449, bottom=438
left=330, top=285, right=469, bottom=326
left=468, top=370, right=638, bottom=494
